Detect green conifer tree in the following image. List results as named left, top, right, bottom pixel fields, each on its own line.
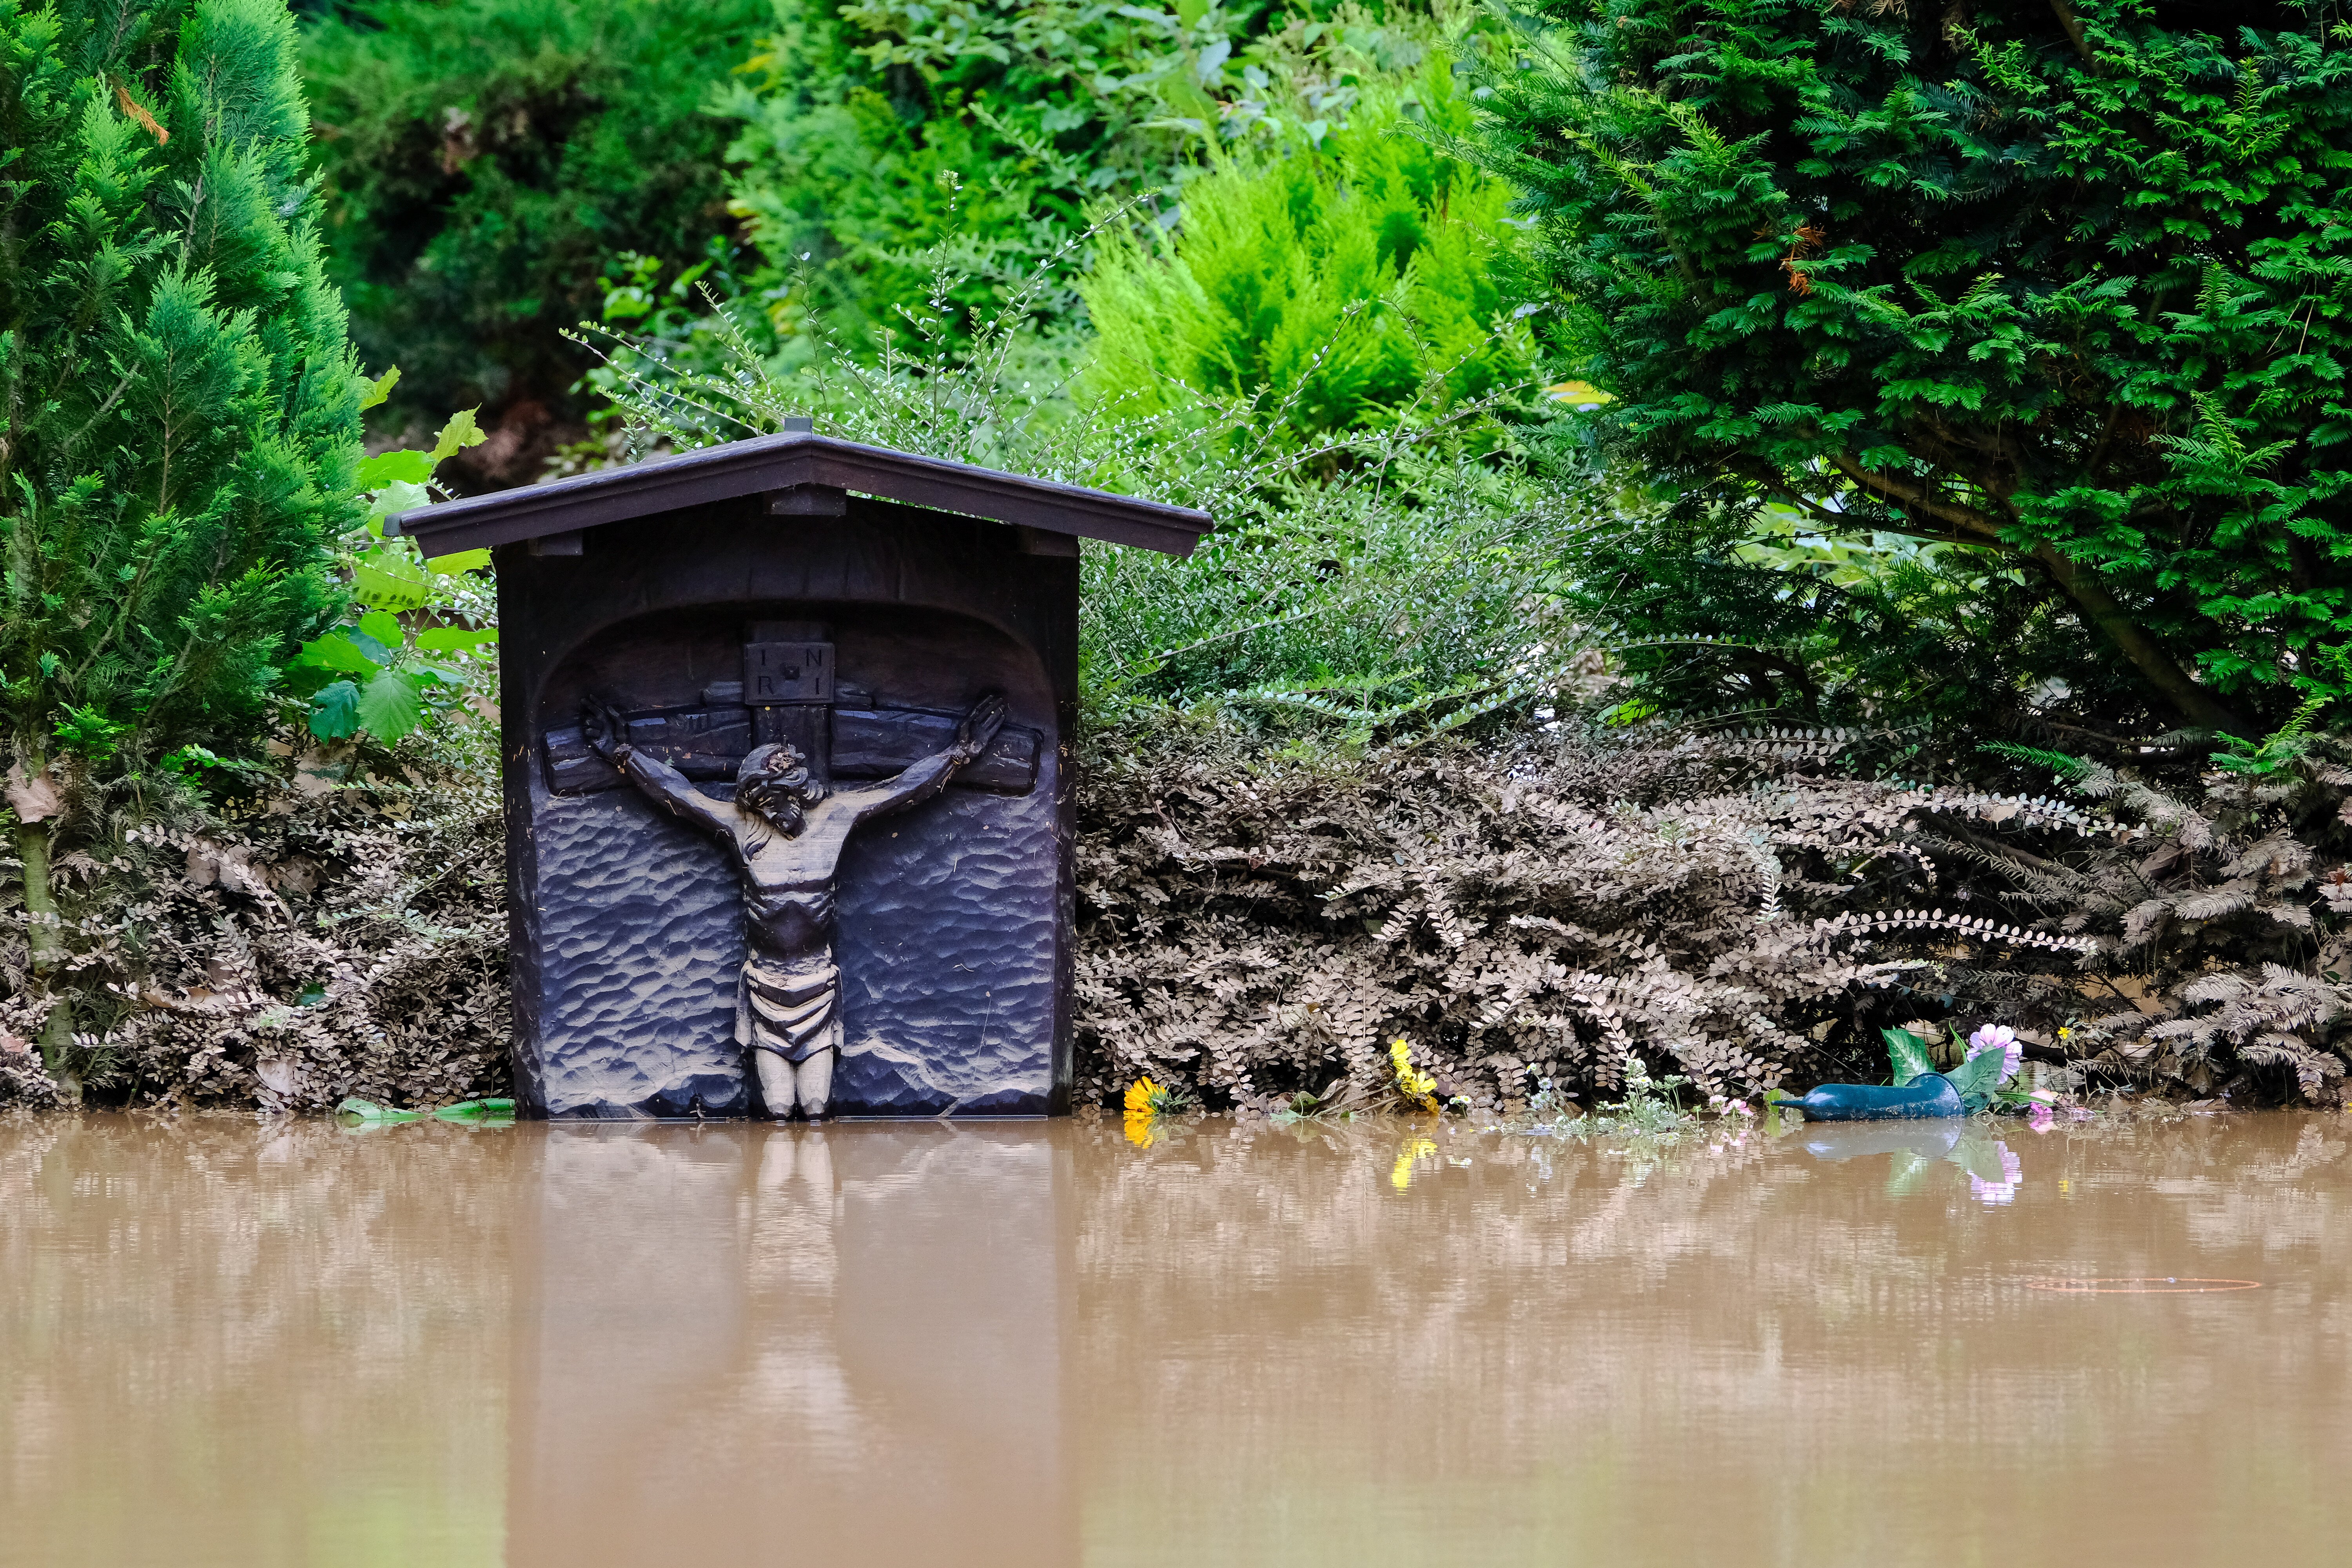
left=0, top=0, right=362, bottom=1075
left=1472, top=0, right=2352, bottom=735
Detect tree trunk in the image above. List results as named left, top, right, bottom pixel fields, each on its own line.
left=2029, top=543, right=2248, bottom=734
left=13, top=815, right=74, bottom=1091
left=1828, top=453, right=2249, bottom=733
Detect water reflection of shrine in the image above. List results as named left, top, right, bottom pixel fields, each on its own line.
left=508, top=1123, right=1073, bottom=1566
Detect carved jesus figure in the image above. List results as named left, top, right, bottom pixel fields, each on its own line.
left=584, top=692, right=1007, bottom=1119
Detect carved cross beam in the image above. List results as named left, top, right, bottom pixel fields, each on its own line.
left=543, top=621, right=1040, bottom=798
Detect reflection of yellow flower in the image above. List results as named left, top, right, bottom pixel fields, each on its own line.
left=1390, top=1138, right=1439, bottom=1190
left=1123, top=1112, right=1156, bottom=1149
left=1125, top=1076, right=1161, bottom=1114
left=1390, top=1038, right=1438, bottom=1111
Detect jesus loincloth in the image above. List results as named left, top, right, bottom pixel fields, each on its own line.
left=737, top=955, right=841, bottom=1063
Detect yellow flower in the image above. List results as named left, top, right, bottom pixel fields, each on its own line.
left=1390, top=1038, right=1438, bottom=1109
left=1123, top=1112, right=1156, bottom=1149
left=1390, top=1137, right=1439, bottom=1190
left=1124, top=1076, right=1160, bottom=1114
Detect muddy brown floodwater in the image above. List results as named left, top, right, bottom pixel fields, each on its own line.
left=2, top=1111, right=2347, bottom=1566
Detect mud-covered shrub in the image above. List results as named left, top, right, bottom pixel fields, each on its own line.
left=0, top=753, right=506, bottom=1111
left=11, top=717, right=2348, bottom=1113
left=1073, top=726, right=2352, bottom=1112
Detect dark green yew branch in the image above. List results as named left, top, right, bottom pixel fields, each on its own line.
left=1825, top=453, right=2007, bottom=546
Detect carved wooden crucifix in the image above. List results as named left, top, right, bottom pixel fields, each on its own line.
left=541, top=622, right=1040, bottom=1119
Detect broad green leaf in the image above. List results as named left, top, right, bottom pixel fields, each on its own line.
left=354, top=448, right=435, bottom=488
left=1883, top=1026, right=1936, bottom=1086
left=359, top=365, right=401, bottom=411
left=426, top=546, right=492, bottom=574
left=353, top=551, right=433, bottom=611
left=415, top=625, right=497, bottom=652
left=429, top=407, right=487, bottom=463
left=433, top=1098, right=517, bottom=1124
left=290, top=630, right=380, bottom=676
left=366, top=479, right=431, bottom=524
left=356, top=610, right=405, bottom=647
left=356, top=670, right=425, bottom=740
left=1944, top=1047, right=2007, bottom=1111
left=345, top=626, right=394, bottom=665
left=279, top=661, right=335, bottom=701
left=310, top=680, right=361, bottom=740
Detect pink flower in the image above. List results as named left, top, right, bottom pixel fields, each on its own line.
left=1967, top=1024, right=2022, bottom=1082
left=2028, top=1103, right=2056, bottom=1133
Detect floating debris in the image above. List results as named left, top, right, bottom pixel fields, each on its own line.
left=335, top=1096, right=421, bottom=1125
left=433, top=1098, right=517, bottom=1124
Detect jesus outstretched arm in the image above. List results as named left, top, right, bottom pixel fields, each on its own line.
left=582, top=704, right=735, bottom=837
left=838, top=692, right=1008, bottom=825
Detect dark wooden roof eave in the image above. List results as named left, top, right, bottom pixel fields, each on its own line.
left=384, top=431, right=1213, bottom=558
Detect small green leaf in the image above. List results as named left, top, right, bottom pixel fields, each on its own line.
left=429, top=407, right=486, bottom=464
left=356, top=670, right=425, bottom=740
left=366, top=479, right=431, bottom=523
left=414, top=625, right=497, bottom=652
left=310, top=680, right=361, bottom=740
left=1883, top=1027, right=1936, bottom=1086
left=354, top=448, right=435, bottom=489
left=425, top=547, right=492, bottom=575
left=291, top=630, right=381, bottom=675
left=359, top=365, right=401, bottom=411
left=356, top=610, right=405, bottom=648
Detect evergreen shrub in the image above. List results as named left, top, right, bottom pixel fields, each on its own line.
left=1473, top=0, right=2352, bottom=737
left=1, top=0, right=364, bottom=1073
left=717, top=0, right=1291, bottom=354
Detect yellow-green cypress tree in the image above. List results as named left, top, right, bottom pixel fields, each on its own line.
left=1, top=0, right=363, bottom=1076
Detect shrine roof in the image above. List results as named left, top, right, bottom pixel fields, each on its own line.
left=385, top=429, right=1215, bottom=559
